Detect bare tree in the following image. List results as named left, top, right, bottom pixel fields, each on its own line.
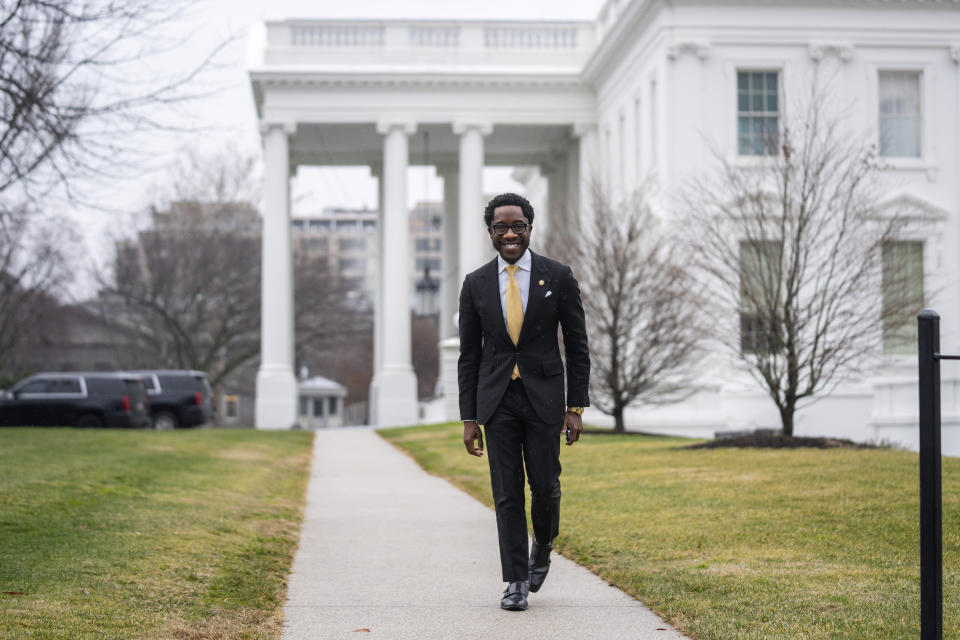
left=0, top=207, right=77, bottom=373
left=101, top=200, right=262, bottom=388
left=686, top=81, right=916, bottom=436
left=294, top=250, right=375, bottom=406
left=569, top=184, right=706, bottom=433
left=0, top=0, right=227, bottom=213
left=100, top=149, right=380, bottom=418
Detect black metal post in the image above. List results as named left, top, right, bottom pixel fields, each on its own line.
left=917, top=309, right=942, bottom=640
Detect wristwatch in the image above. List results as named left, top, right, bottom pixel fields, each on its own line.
left=566, top=406, right=584, bottom=416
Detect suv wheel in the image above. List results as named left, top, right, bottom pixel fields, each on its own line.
left=77, top=414, right=104, bottom=428
left=153, top=412, right=178, bottom=431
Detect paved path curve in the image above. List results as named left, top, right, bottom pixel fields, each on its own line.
left=282, top=427, right=691, bottom=640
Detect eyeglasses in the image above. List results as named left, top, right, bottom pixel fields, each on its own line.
left=490, top=222, right=529, bottom=236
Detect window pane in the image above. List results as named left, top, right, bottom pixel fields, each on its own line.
left=18, top=380, right=48, bottom=394
left=882, top=241, right=924, bottom=354
left=739, top=240, right=783, bottom=354
left=879, top=70, right=921, bottom=158
left=48, top=378, right=81, bottom=393
left=313, top=398, right=324, bottom=416
left=737, top=71, right=779, bottom=156
left=765, top=72, right=777, bottom=92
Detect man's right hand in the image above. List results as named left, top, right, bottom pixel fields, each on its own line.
left=463, top=421, right=484, bottom=457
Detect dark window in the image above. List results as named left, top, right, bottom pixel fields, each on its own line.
left=313, top=398, right=324, bottom=417
left=882, top=241, right=924, bottom=354
left=329, top=397, right=338, bottom=415
left=86, top=378, right=123, bottom=394
left=739, top=240, right=783, bottom=355
left=738, top=71, right=780, bottom=156
left=157, top=375, right=205, bottom=391
left=47, top=378, right=82, bottom=394
left=18, top=380, right=48, bottom=394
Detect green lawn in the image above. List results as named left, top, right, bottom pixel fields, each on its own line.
left=0, top=428, right=313, bottom=640
left=380, top=423, right=960, bottom=640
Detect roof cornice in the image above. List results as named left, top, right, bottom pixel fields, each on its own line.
left=250, top=70, right=586, bottom=90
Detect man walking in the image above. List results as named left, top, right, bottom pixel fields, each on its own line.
left=458, top=192, right=590, bottom=611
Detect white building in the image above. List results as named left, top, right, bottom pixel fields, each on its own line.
left=292, top=206, right=379, bottom=298
left=297, top=375, right=348, bottom=429
left=248, top=1, right=960, bottom=453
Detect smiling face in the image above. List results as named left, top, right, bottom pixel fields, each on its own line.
left=488, top=205, right=532, bottom=264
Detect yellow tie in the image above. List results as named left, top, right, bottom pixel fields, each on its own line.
left=506, top=265, right=523, bottom=380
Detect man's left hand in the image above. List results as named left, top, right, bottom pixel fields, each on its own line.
left=562, top=411, right=582, bottom=445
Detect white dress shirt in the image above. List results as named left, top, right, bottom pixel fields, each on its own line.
left=497, top=249, right=531, bottom=330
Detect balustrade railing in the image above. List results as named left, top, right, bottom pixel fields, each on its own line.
left=276, top=21, right=590, bottom=55
left=483, top=26, right=579, bottom=49
left=290, top=24, right=384, bottom=47
left=408, top=26, right=460, bottom=48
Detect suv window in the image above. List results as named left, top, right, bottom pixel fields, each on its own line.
left=123, top=380, right=145, bottom=402
left=86, top=377, right=124, bottom=394
left=140, top=376, right=158, bottom=392
left=158, top=375, right=204, bottom=391
left=18, top=380, right=48, bottom=394
left=47, top=377, right=82, bottom=394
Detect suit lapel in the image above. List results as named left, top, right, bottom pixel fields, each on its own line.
left=518, top=251, right=551, bottom=345
left=479, top=257, right=511, bottom=344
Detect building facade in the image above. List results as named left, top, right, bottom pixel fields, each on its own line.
left=249, top=1, right=960, bottom=452
left=290, top=202, right=445, bottom=315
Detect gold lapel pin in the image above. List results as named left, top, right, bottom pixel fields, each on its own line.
left=539, top=280, right=545, bottom=286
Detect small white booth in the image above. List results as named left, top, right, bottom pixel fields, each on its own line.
left=297, top=376, right=348, bottom=429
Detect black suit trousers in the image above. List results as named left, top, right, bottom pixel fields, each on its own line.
left=484, top=378, right=562, bottom=582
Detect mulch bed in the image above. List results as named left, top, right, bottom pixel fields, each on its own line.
left=685, top=435, right=876, bottom=450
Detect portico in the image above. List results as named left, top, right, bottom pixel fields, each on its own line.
left=249, top=20, right=596, bottom=428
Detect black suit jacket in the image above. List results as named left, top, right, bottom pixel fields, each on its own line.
left=458, top=250, right=590, bottom=425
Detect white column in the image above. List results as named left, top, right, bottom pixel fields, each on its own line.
left=574, top=122, right=598, bottom=232
left=437, top=165, right=461, bottom=422
left=549, top=152, right=569, bottom=230
left=368, top=164, right=384, bottom=425
left=438, top=166, right=460, bottom=341
left=453, top=121, right=493, bottom=283
left=566, top=139, right=580, bottom=225
left=374, top=120, right=419, bottom=427
left=255, top=122, right=298, bottom=430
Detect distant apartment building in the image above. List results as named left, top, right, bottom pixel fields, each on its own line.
left=291, top=201, right=444, bottom=316
left=409, top=201, right=443, bottom=317
left=291, top=206, right=379, bottom=298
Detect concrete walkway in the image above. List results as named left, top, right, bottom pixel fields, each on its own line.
left=282, top=427, right=691, bottom=640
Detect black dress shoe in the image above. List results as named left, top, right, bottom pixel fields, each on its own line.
left=500, top=580, right=529, bottom=611
left=528, top=539, right=553, bottom=593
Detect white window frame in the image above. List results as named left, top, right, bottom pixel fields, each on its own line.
left=872, top=193, right=946, bottom=364
left=867, top=62, right=936, bottom=170
left=724, top=60, right=790, bottom=165
left=735, top=68, right=783, bottom=158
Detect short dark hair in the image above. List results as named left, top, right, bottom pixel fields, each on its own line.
left=484, top=192, right=535, bottom=227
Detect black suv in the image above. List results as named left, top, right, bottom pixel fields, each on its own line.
left=0, top=372, right=151, bottom=428
left=127, top=370, right=214, bottom=430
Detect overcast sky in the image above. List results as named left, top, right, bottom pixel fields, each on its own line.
left=72, top=0, right=606, bottom=296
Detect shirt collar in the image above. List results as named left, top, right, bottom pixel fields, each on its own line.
left=497, top=249, right=531, bottom=273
